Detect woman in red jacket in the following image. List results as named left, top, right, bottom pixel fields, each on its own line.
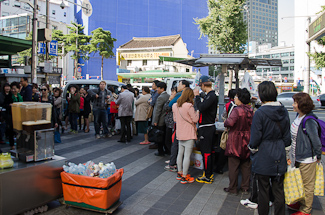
left=224, top=88, right=254, bottom=195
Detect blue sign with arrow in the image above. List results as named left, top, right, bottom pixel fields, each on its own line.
left=38, top=43, right=45, bottom=54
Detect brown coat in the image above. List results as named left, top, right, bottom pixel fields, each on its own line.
left=134, top=94, right=151, bottom=121
left=224, top=104, right=254, bottom=159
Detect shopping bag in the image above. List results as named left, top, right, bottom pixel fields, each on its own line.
left=115, top=119, right=121, bottom=130
left=283, top=166, right=305, bottom=205
left=314, top=163, right=324, bottom=196
left=190, top=150, right=203, bottom=170
left=220, top=130, right=228, bottom=150
left=147, top=126, right=164, bottom=143
left=146, top=106, right=153, bottom=120
left=54, top=130, right=61, bottom=143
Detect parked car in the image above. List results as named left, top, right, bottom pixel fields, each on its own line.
left=277, top=92, right=321, bottom=109
left=319, top=94, right=325, bottom=106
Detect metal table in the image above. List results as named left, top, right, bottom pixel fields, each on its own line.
left=0, top=155, right=66, bottom=215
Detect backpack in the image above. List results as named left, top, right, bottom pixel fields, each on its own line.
left=302, top=115, right=325, bottom=153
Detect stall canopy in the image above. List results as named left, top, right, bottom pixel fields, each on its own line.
left=0, top=35, right=32, bottom=68
left=176, top=54, right=282, bottom=69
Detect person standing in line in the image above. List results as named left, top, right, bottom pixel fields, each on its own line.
left=11, top=82, right=23, bottom=102
left=39, top=84, right=58, bottom=129
left=173, top=87, right=199, bottom=184
left=88, top=81, right=112, bottom=139
left=249, top=81, right=291, bottom=215
left=82, top=87, right=91, bottom=133
left=287, top=92, right=322, bottom=215
left=147, top=80, right=161, bottom=149
left=31, top=83, right=39, bottom=102
left=116, top=85, right=134, bottom=143
left=68, top=85, right=80, bottom=134
left=193, top=75, right=218, bottom=184
left=0, top=83, right=14, bottom=149
left=152, top=82, right=170, bottom=156
left=135, top=86, right=151, bottom=144
left=78, top=88, right=85, bottom=131
left=20, top=77, right=33, bottom=101
left=223, top=88, right=254, bottom=195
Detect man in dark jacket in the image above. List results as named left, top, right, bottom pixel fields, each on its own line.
left=88, top=81, right=112, bottom=139
left=194, top=75, right=218, bottom=184
left=68, top=85, right=80, bottom=134
left=20, top=77, right=33, bottom=101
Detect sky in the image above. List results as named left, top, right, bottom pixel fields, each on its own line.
left=278, top=0, right=295, bottom=46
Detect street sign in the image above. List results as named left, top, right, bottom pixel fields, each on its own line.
left=38, top=43, right=45, bottom=54
left=77, top=67, right=82, bottom=72
left=308, top=10, right=325, bottom=42
left=49, top=40, right=58, bottom=56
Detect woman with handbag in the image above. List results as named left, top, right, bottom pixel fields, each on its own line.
left=172, top=87, right=199, bottom=184
left=249, top=81, right=291, bottom=215
left=134, top=87, right=151, bottom=144
left=224, top=88, right=254, bottom=195
left=287, top=92, right=322, bottom=215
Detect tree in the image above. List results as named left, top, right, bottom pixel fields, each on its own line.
left=62, top=22, right=92, bottom=79
left=194, top=0, right=247, bottom=90
left=89, top=28, right=116, bottom=80
left=195, top=0, right=247, bottom=54
left=308, top=6, right=325, bottom=70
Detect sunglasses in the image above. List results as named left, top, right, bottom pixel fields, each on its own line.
left=40, top=89, right=47, bottom=91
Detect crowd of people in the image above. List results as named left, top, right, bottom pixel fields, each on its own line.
left=0, top=76, right=322, bottom=215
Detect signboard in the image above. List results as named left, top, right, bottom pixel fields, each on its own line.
left=120, top=52, right=170, bottom=60
left=38, top=43, right=46, bottom=54
left=48, top=75, right=60, bottom=85
left=37, top=67, right=62, bottom=74
left=308, top=11, right=325, bottom=41
left=49, top=40, right=58, bottom=56
left=77, top=67, right=82, bottom=72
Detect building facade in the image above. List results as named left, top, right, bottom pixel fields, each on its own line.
left=116, top=35, right=194, bottom=82
left=77, top=0, right=209, bottom=80
left=0, top=0, right=75, bottom=84
left=244, top=0, right=278, bottom=47
left=250, top=44, right=294, bottom=82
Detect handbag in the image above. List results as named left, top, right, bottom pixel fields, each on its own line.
left=220, top=129, right=228, bottom=150
left=147, top=125, right=164, bottom=143
left=146, top=106, right=154, bottom=120
left=314, top=163, right=324, bottom=196
left=283, top=166, right=305, bottom=204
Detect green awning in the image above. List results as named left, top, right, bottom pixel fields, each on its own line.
left=0, top=35, right=32, bottom=56
left=159, top=56, right=189, bottom=62
left=117, top=71, right=196, bottom=78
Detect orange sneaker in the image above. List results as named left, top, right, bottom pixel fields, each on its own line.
left=176, top=172, right=183, bottom=180
left=180, top=174, right=194, bottom=184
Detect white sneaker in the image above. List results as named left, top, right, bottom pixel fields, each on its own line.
left=240, top=199, right=258, bottom=209
left=165, top=160, right=170, bottom=164
left=269, top=201, right=273, bottom=207
left=95, top=134, right=101, bottom=139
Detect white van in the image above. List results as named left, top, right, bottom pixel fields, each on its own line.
left=164, top=78, right=195, bottom=94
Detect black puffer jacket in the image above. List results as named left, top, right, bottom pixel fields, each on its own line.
left=194, top=90, right=218, bottom=125
left=249, top=102, right=291, bottom=176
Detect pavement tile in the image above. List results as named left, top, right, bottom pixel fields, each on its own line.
left=217, top=206, right=237, bottom=215
left=167, top=202, right=189, bottom=213
left=236, top=208, right=255, bottom=215
left=144, top=208, right=165, bottom=215
left=221, top=200, right=240, bottom=209
left=152, top=201, right=172, bottom=210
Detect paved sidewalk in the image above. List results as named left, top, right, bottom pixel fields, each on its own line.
left=1, top=126, right=324, bottom=215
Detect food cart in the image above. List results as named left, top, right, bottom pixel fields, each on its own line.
left=11, top=102, right=54, bottom=162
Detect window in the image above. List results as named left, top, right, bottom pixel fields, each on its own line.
left=143, top=60, right=147, bottom=66
left=280, top=52, right=289, bottom=57
left=2, top=12, right=9, bottom=17
left=14, top=0, right=20, bottom=7
left=271, top=67, right=280, bottom=71
left=263, top=54, right=270, bottom=58
left=127, top=60, right=132, bottom=66
left=281, top=67, right=289, bottom=71
left=290, top=59, right=294, bottom=63
left=282, top=60, right=289, bottom=64
left=159, top=59, right=163, bottom=65
left=186, top=68, right=190, bottom=73
left=52, top=10, right=55, bottom=15
left=52, top=25, right=58, bottom=30
left=290, top=52, right=294, bottom=56
left=271, top=53, right=280, bottom=58
left=290, top=66, right=294, bottom=70
left=4, top=1, right=9, bottom=5
left=64, top=12, right=67, bottom=17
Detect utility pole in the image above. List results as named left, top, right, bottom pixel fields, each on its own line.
left=31, top=0, right=38, bottom=84
left=45, top=0, right=49, bottom=83
left=304, top=17, right=311, bottom=94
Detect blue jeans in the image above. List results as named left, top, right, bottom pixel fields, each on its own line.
left=93, top=109, right=108, bottom=135
left=69, top=113, right=78, bottom=131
